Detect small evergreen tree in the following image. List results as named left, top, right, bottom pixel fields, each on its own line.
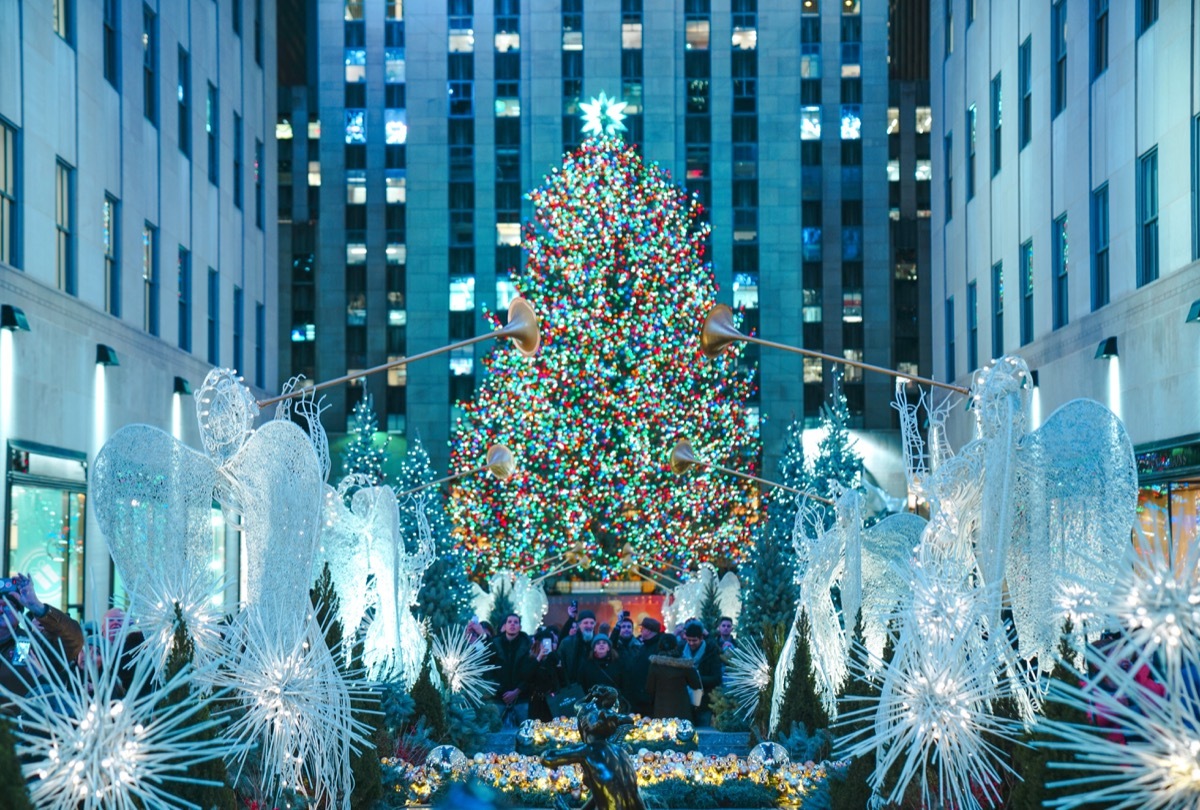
left=829, top=610, right=879, bottom=810
left=310, top=563, right=384, bottom=809
left=774, top=610, right=831, bottom=758
left=740, top=420, right=806, bottom=633
left=809, top=371, right=862, bottom=505
left=342, top=391, right=388, bottom=484
left=751, top=623, right=788, bottom=742
left=409, top=646, right=449, bottom=742
left=698, top=574, right=723, bottom=635
left=0, top=712, right=33, bottom=810
left=159, top=604, right=238, bottom=810
left=399, top=438, right=474, bottom=635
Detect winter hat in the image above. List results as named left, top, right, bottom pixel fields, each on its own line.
left=577, top=610, right=597, bottom=622
left=683, top=621, right=706, bottom=639
left=639, top=617, right=662, bottom=633
left=590, top=634, right=612, bottom=650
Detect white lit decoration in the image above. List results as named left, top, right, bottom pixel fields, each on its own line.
left=722, top=640, right=772, bottom=722
left=471, top=570, right=548, bottom=631
left=0, top=621, right=239, bottom=810
left=580, top=91, right=628, bottom=137
left=662, top=563, right=740, bottom=632
left=431, top=626, right=498, bottom=707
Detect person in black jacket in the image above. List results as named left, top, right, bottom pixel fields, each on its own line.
left=645, top=633, right=701, bottom=721
left=489, top=613, right=533, bottom=725
left=625, top=617, right=661, bottom=716
left=556, top=609, right=597, bottom=684
left=577, top=634, right=625, bottom=699
left=681, top=620, right=723, bottom=725
left=0, top=573, right=84, bottom=707
left=525, top=628, right=562, bottom=722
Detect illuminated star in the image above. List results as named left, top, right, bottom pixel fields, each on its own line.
left=580, top=92, right=628, bottom=137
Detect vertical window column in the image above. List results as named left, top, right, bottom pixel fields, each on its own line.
left=103, top=194, right=120, bottom=316
left=207, top=267, right=220, bottom=364
left=206, top=83, right=219, bottom=185
left=495, top=0, right=522, bottom=352
left=448, top=0, right=477, bottom=419
left=990, top=72, right=1002, bottom=176
left=386, top=8, right=408, bottom=433
left=1020, top=239, right=1033, bottom=345
left=143, top=223, right=158, bottom=335
left=732, top=0, right=757, bottom=416
left=1138, top=147, right=1159, bottom=286
left=178, top=49, right=190, bottom=156
left=686, top=0, right=712, bottom=209
left=1052, top=214, right=1068, bottom=329
left=991, top=261, right=1003, bottom=359
left=233, top=285, right=244, bottom=374
left=55, top=160, right=74, bottom=295
left=1092, top=184, right=1109, bottom=309
left=178, top=245, right=191, bottom=351
left=143, top=6, right=157, bottom=124
left=1019, top=38, right=1031, bottom=149
left=1052, top=0, right=1067, bottom=118
left=233, top=113, right=243, bottom=209
left=103, top=0, right=119, bottom=88
left=561, top=0, right=583, bottom=152
left=967, top=281, right=978, bottom=372
left=0, top=121, right=17, bottom=267
left=621, top=0, right=644, bottom=146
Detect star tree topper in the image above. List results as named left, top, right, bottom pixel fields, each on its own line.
left=580, top=92, right=628, bottom=137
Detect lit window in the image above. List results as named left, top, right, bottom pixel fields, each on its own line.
left=495, top=32, right=519, bottom=51
left=842, top=289, right=863, bottom=322
left=841, top=105, right=862, bottom=139
left=802, top=227, right=822, bottom=261
left=449, top=28, right=474, bottom=53
left=843, top=349, right=864, bottom=382
left=915, top=160, right=932, bottom=181
left=887, top=107, right=899, bottom=135
left=450, top=348, right=474, bottom=376
left=732, top=273, right=759, bottom=309
left=345, top=48, right=366, bottom=83
left=622, top=22, right=642, bottom=49
left=449, top=276, right=475, bottom=311
left=307, top=160, right=321, bottom=186
left=732, top=26, right=757, bottom=50
left=686, top=19, right=710, bottom=50
left=346, top=243, right=367, bottom=264
left=387, top=359, right=407, bottom=387
left=841, top=45, right=861, bottom=76
left=384, top=109, right=407, bottom=144
left=803, top=357, right=823, bottom=383
left=496, top=277, right=517, bottom=308
left=801, top=107, right=821, bottom=140
left=307, top=118, right=321, bottom=139
left=290, top=323, right=315, bottom=342
left=801, top=44, right=821, bottom=78
left=385, top=48, right=405, bottom=83
left=887, top=160, right=900, bottom=182
left=494, top=97, right=520, bottom=117
left=344, top=109, right=366, bottom=144
left=915, top=106, right=932, bottom=134
left=562, top=30, right=582, bottom=50
left=496, top=223, right=521, bottom=246
left=276, top=118, right=293, bottom=140
left=347, top=294, right=366, bottom=326
left=346, top=170, right=366, bottom=204
left=386, top=243, right=406, bottom=264
left=388, top=308, right=407, bottom=326
left=385, top=170, right=406, bottom=204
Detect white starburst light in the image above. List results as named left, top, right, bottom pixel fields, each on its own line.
left=580, top=92, right=628, bottom=136
left=431, top=626, right=498, bottom=707
left=723, top=641, right=772, bottom=722
left=1, top=621, right=240, bottom=810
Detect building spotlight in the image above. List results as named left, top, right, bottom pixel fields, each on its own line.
left=1, top=305, right=30, bottom=332
left=96, top=344, right=120, bottom=366
left=1095, top=336, right=1118, bottom=359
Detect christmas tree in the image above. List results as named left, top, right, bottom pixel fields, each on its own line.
left=774, top=609, right=831, bottom=757
left=342, top=391, right=387, bottom=485
left=0, top=713, right=33, bottom=810
left=397, top=439, right=474, bottom=634
left=739, top=419, right=805, bottom=632
left=698, top=574, right=723, bottom=635
left=810, top=371, right=862, bottom=504
left=829, top=609, right=879, bottom=809
left=449, top=109, right=760, bottom=578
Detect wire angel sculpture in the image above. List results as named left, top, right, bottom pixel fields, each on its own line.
left=471, top=570, right=548, bottom=631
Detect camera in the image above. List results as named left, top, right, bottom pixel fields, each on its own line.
left=0, top=577, right=17, bottom=596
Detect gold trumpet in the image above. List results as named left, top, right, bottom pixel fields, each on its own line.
left=395, top=443, right=516, bottom=497
left=700, top=303, right=968, bottom=395
left=669, top=438, right=833, bottom=505
left=258, top=297, right=541, bottom=408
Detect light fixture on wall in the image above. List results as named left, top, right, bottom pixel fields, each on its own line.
left=1, top=305, right=30, bottom=332
left=173, top=376, right=192, bottom=395
left=1028, top=369, right=1039, bottom=388
left=1187, top=299, right=1200, bottom=323
left=1095, top=336, right=1118, bottom=359
left=96, top=344, right=120, bottom=366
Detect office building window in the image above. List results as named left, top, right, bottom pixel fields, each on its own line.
left=1093, top=0, right=1108, bottom=77
left=1139, top=0, right=1158, bottom=34
left=177, top=48, right=190, bottom=155
left=253, top=0, right=263, bottom=65
left=254, top=139, right=264, bottom=229
left=54, top=0, right=71, bottom=41
left=143, top=6, right=157, bottom=124
left=143, top=223, right=158, bottom=335
left=944, top=0, right=953, bottom=57
left=1092, top=184, right=1109, bottom=310
left=233, top=113, right=243, bottom=209
left=207, top=268, right=220, bottom=364
left=966, top=105, right=976, bottom=200
left=255, top=302, right=265, bottom=388
left=991, top=72, right=1002, bottom=176
left=967, top=281, right=978, bottom=371
left=178, top=246, right=191, bottom=351
left=1052, top=1, right=1067, bottom=117
left=1194, top=115, right=1200, bottom=261
left=232, top=0, right=242, bottom=35
left=1020, top=239, right=1034, bottom=345
left=945, top=297, right=956, bottom=381
left=55, top=160, right=74, bottom=295
left=944, top=132, right=953, bottom=221
left=103, top=0, right=119, bottom=87
left=991, top=261, right=1003, bottom=359
left=1052, top=214, right=1068, bottom=329
left=0, top=121, right=16, bottom=267
left=1138, top=147, right=1158, bottom=286
left=1019, top=37, right=1031, bottom=149
left=206, top=83, right=219, bottom=185
left=233, top=285, right=243, bottom=374
left=103, top=194, right=120, bottom=316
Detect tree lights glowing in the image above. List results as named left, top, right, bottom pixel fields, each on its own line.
left=449, top=134, right=760, bottom=578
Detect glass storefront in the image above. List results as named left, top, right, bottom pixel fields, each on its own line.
left=1135, top=436, right=1200, bottom=569
left=5, top=442, right=88, bottom=619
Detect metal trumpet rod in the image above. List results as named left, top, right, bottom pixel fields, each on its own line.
left=394, top=444, right=517, bottom=497
left=669, top=439, right=833, bottom=506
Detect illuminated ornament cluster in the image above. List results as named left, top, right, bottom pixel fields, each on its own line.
left=384, top=749, right=846, bottom=806
left=1, top=622, right=240, bottom=810
left=580, top=92, right=628, bottom=137
left=516, top=715, right=696, bottom=752
left=450, top=133, right=760, bottom=578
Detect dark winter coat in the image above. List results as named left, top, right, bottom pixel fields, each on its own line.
left=489, top=632, right=534, bottom=701
left=613, top=634, right=641, bottom=657
left=525, top=650, right=563, bottom=721
left=624, top=634, right=659, bottom=714
left=556, top=633, right=594, bottom=684
left=645, top=654, right=702, bottom=720
left=578, top=654, right=625, bottom=696
left=0, top=606, right=84, bottom=704
left=682, top=640, right=723, bottom=710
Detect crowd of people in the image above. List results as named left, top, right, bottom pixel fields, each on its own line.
left=474, top=604, right=737, bottom=725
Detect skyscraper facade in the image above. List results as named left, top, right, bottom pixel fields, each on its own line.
left=0, top=0, right=277, bottom=619
left=281, top=0, right=918, bottom=483
left=933, top=1, right=1200, bottom=555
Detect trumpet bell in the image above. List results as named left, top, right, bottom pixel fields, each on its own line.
left=669, top=439, right=699, bottom=474
left=501, top=297, right=541, bottom=357
left=700, top=303, right=745, bottom=359
left=486, top=444, right=517, bottom=481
